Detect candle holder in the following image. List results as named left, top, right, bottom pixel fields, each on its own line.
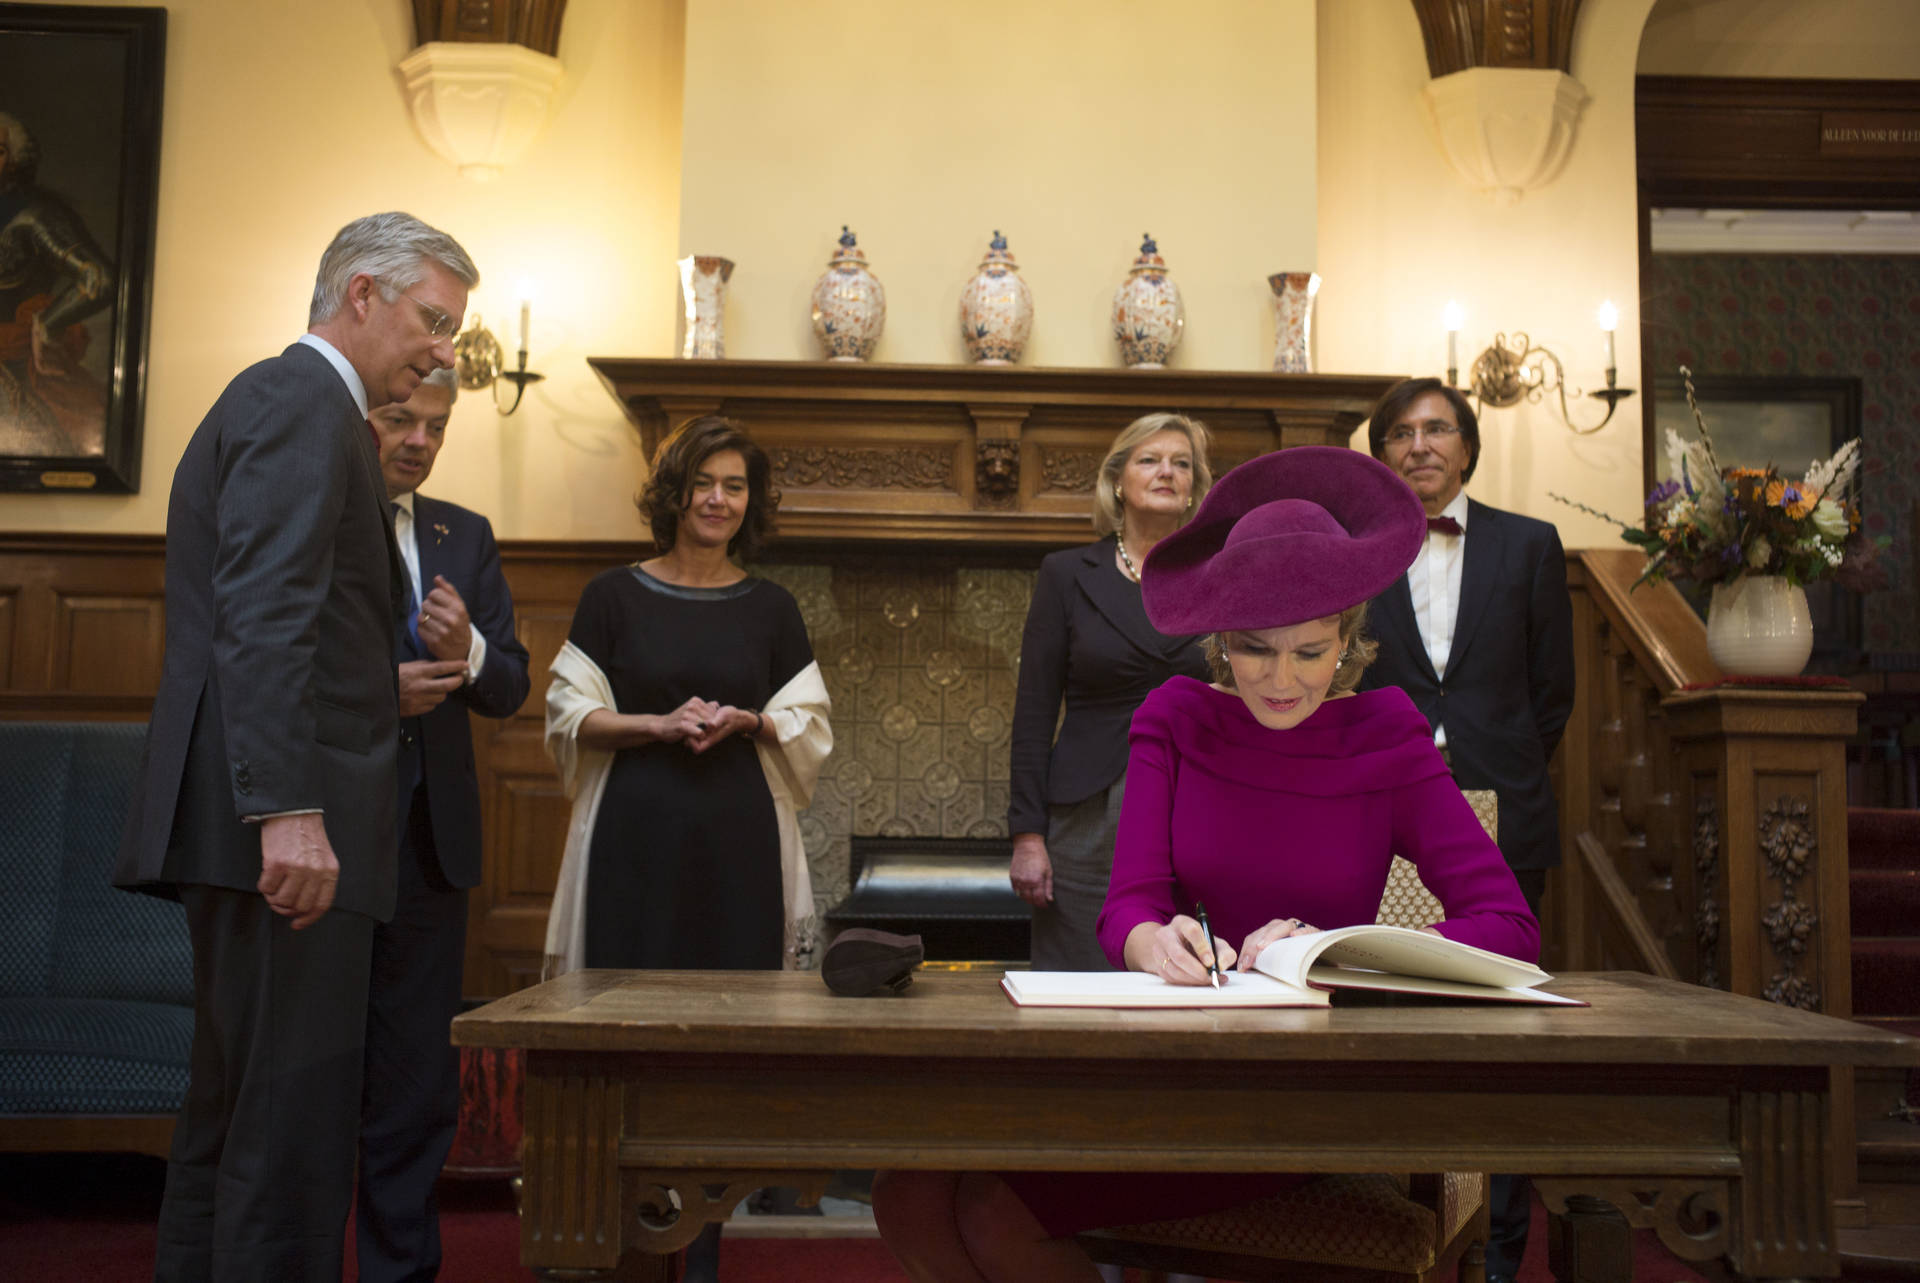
left=1449, top=328, right=1633, bottom=434
left=453, top=317, right=546, bottom=416
left=494, top=349, right=546, bottom=415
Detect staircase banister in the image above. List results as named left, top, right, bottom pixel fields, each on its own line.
left=1570, top=548, right=1720, bottom=694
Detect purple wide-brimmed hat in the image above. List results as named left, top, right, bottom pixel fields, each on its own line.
left=1140, top=446, right=1425, bottom=634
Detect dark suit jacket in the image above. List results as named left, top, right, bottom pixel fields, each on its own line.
left=1008, top=538, right=1208, bottom=837
left=1360, top=499, right=1576, bottom=872
left=115, top=342, right=405, bottom=922
left=395, top=493, right=530, bottom=889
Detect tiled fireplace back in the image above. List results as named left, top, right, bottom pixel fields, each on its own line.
left=756, top=558, right=1039, bottom=913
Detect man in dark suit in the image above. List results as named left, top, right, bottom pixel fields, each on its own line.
left=114, top=212, right=478, bottom=1282
left=1359, top=376, right=1575, bottom=1283
left=358, top=365, right=529, bottom=1281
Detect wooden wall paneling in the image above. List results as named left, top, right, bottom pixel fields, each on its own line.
left=51, top=594, right=165, bottom=694
left=0, top=536, right=165, bottom=715
left=0, top=586, right=14, bottom=687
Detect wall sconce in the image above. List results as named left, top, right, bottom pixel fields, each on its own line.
left=1443, top=300, right=1634, bottom=434
left=453, top=301, right=545, bottom=415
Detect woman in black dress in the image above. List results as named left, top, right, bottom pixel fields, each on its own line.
left=543, top=416, right=831, bottom=1282
left=544, top=414, right=831, bottom=974
left=1007, top=412, right=1215, bottom=970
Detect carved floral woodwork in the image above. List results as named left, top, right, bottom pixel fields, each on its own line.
left=1759, top=795, right=1821, bottom=1011
left=769, top=445, right=952, bottom=491
left=1038, top=447, right=1102, bottom=495
left=587, top=359, right=1398, bottom=547
left=1693, top=791, right=1721, bottom=990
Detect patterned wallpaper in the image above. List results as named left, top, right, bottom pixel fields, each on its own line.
left=1641, top=254, right=1919, bottom=652
left=755, top=558, right=1038, bottom=912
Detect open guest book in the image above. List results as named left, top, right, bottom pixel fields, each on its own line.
left=1000, top=924, right=1585, bottom=1008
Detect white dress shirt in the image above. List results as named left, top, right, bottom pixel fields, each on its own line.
left=1405, top=490, right=1469, bottom=750
left=391, top=490, right=487, bottom=681
left=296, top=332, right=368, bottom=418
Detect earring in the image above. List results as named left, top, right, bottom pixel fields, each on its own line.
left=1338, top=646, right=1351, bottom=666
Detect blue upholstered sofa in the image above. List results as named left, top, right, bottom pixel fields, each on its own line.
left=0, top=721, right=191, bottom=1155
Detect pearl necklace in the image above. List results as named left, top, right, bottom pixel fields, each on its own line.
left=1116, top=535, right=1141, bottom=582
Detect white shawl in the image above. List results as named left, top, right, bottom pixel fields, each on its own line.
left=541, top=640, right=831, bottom=978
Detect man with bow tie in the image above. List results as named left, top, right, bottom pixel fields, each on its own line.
left=1360, top=376, right=1575, bottom=1283
left=363, top=365, right=530, bottom=1282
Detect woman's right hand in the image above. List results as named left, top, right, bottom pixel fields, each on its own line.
left=1009, top=833, right=1054, bottom=907
left=1130, top=916, right=1237, bottom=985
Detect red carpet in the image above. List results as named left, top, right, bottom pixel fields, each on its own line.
left=0, top=1153, right=1706, bottom=1281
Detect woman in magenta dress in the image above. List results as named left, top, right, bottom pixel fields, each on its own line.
left=872, top=447, right=1540, bottom=1283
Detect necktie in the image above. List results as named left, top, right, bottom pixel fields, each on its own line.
left=1426, top=515, right=1463, bottom=537
left=393, top=502, right=422, bottom=651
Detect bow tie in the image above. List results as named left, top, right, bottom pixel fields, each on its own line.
left=1426, top=515, right=1463, bottom=537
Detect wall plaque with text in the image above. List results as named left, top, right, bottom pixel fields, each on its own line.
left=1820, top=112, right=1920, bottom=158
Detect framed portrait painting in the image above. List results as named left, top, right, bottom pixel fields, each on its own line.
left=0, top=5, right=165, bottom=493
left=1652, top=373, right=1866, bottom=665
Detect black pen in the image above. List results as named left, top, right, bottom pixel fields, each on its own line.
left=1193, top=901, right=1222, bottom=989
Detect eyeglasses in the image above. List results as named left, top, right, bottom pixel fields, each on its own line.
left=378, top=279, right=458, bottom=339
left=1383, top=423, right=1461, bottom=448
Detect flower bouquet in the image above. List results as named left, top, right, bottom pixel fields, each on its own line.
left=1554, top=367, right=1885, bottom=675
left=1559, top=367, right=1883, bottom=594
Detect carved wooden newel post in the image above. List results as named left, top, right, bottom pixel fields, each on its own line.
left=1664, top=683, right=1865, bottom=1233
left=1661, top=686, right=1859, bottom=1015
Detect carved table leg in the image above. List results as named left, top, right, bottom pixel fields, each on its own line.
left=1546, top=1194, right=1632, bottom=1283
left=1536, top=1180, right=1731, bottom=1281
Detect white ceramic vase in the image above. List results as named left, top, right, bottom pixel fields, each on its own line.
left=1112, top=233, right=1185, bottom=368
left=959, top=230, right=1033, bottom=365
left=810, top=227, right=886, bottom=362
left=1268, top=271, right=1320, bottom=373
left=1705, top=576, right=1814, bottom=676
left=678, top=255, right=733, bottom=359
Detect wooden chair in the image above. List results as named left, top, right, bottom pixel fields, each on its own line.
left=1078, top=790, right=1500, bottom=1283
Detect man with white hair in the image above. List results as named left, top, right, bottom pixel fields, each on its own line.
left=359, top=365, right=529, bottom=1282
left=114, top=211, right=477, bottom=1282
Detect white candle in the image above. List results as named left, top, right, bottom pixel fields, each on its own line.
left=1597, top=300, right=1618, bottom=376
left=518, top=299, right=531, bottom=353
left=1442, top=300, right=1464, bottom=378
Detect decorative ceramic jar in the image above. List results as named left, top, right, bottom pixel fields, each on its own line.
left=959, top=230, right=1033, bottom=365
left=678, top=254, right=733, bottom=359
left=809, top=227, right=886, bottom=362
left=1268, top=271, right=1321, bottom=373
left=1705, top=576, right=1814, bottom=676
left=1111, top=234, right=1185, bottom=368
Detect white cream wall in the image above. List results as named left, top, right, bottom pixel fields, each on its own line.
left=1638, top=0, right=1920, bottom=77
left=1317, top=0, right=1660, bottom=548
left=0, top=0, right=685, bottom=540
left=676, top=0, right=1318, bottom=370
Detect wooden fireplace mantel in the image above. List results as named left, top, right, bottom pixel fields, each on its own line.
left=587, top=358, right=1403, bottom=547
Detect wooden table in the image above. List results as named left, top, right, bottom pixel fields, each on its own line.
left=452, top=969, right=1920, bottom=1281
